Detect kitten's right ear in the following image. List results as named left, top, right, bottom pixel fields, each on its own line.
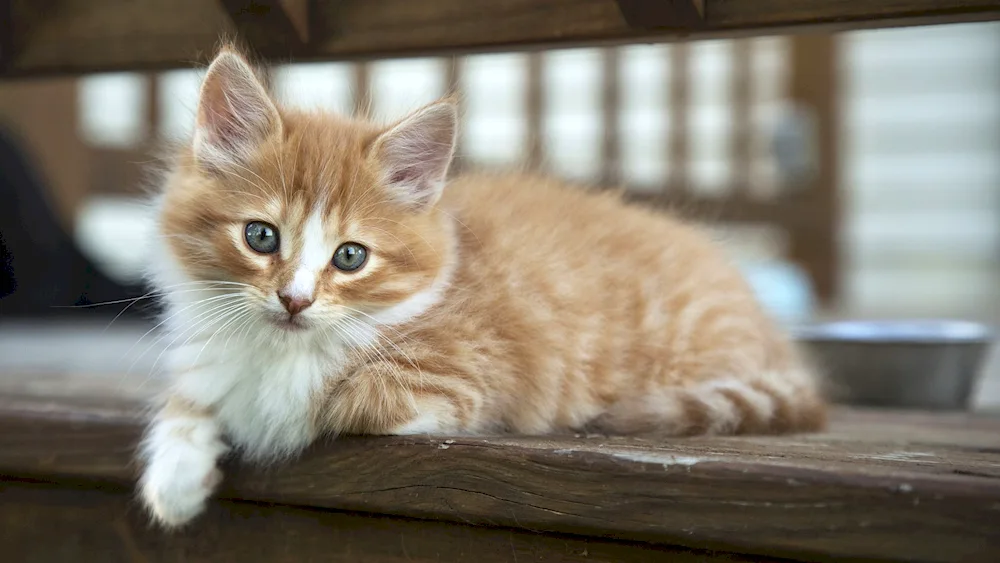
left=193, top=50, right=281, bottom=169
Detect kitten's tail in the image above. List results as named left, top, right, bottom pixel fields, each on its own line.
left=589, top=370, right=827, bottom=436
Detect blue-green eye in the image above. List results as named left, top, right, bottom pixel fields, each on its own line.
left=332, top=242, right=368, bottom=272
left=245, top=221, right=279, bottom=254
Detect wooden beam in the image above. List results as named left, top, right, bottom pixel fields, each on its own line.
left=693, top=0, right=705, bottom=17
left=1, top=481, right=763, bottom=562
left=4, top=0, right=1000, bottom=77
left=616, top=0, right=706, bottom=29
left=0, top=0, right=59, bottom=72
left=0, top=0, right=12, bottom=70
left=221, top=0, right=310, bottom=52
left=1, top=388, right=999, bottom=562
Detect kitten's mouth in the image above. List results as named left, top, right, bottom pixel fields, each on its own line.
left=271, top=315, right=308, bottom=331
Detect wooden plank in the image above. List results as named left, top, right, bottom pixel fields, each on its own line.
left=4, top=0, right=1000, bottom=77
left=0, top=0, right=12, bottom=70
left=221, top=0, right=310, bottom=50
left=0, top=481, right=761, bottom=562
left=0, top=386, right=998, bottom=562
left=616, top=0, right=707, bottom=29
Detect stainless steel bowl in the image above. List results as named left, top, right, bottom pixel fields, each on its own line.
left=795, top=320, right=995, bottom=411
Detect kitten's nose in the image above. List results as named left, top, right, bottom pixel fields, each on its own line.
left=278, top=292, right=313, bottom=316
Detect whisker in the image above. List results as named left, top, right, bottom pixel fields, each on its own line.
left=124, top=293, right=245, bottom=372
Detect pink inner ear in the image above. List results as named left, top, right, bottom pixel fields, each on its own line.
left=194, top=52, right=279, bottom=165
left=374, top=102, right=457, bottom=209
left=201, top=87, right=268, bottom=149
left=390, top=168, right=415, bottom=186
left=203, top=107, right=243, bottom=150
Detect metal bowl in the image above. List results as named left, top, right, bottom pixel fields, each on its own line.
left=795, top=320, right=995, bottom=411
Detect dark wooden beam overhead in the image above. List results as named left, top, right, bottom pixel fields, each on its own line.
left=221, top=0, right=310, bottom=52
left=615, top=0, right=706, bottom=29
left=0, top=0, right=12, bottom=71
left=3, top=0, right=1000, bottom=77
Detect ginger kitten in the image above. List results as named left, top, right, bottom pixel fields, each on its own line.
left=140, top=48, right=826, bottom=527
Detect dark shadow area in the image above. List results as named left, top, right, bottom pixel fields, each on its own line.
left=0, top=124, right=154, bottom=320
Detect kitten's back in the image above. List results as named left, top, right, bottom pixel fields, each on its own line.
left=426, top=171, right=826, bottom=435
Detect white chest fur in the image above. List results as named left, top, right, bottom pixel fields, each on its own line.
left=167, top=336, right=348, bottom=461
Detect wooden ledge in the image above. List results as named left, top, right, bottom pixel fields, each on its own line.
left=1, top=388, right=999, bottom=562
left=3, top=0, right=1000, bottom=77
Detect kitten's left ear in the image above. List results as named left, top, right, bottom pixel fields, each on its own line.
left=193, top=50, right=282, bottom=169
left=369, top=100, right=458, bottom=211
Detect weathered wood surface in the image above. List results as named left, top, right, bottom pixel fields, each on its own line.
left=0, top=367, right=998, bottom=562
left=3, top=0, right=1000, bottom=77
left=3, top=481, right=770, bottom=562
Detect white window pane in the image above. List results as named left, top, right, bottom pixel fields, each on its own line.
left=620, top=44, right=670, bottom=188
left=370, top=58, right=445, bottom=120
left=689, top=40, right=734, bottom=194
left=543, top=48, right=603, bottom=181
left=462, top=53, right=527, bottom=166
left=78, top=73, right=148, bottom=148
left=158, top=69, right=202, bottom=140
left=273, top=62, right=354, bottom=115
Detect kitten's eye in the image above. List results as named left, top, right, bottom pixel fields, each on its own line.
left=332, top=242, right=368, bottom=272
left=244, top=221, right=280, bottom=254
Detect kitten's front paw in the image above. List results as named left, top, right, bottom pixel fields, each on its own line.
left=139, top=410, right=227, bottom=528
left=141, top=461, right=221, bottom=528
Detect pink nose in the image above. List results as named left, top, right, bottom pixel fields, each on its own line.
left=277, top=292, right=313, bottom=316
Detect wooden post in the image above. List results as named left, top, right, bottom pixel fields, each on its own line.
left=787, top=34, right=840, bottom=305
left=601, top=47, right=621, bottom=187
left=351, top=62, right=370, bottom=119
left=730, top=39, right=752, bottom=196
left=525, top=52, right=545, bottom=171
left=667, top=43, right=690, bottom=193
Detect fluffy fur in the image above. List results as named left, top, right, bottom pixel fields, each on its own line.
left=139, top=48, right=826, bottom=528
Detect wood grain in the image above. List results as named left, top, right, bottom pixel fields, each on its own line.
left=221, top=0, right=310, bottom=51
left=1, top=480, right=767, bottom=562
left=0, top=387, right=998, bottom=562
left=4, top=0, right=1000, bottom=77
left=615, top=0, right=707, bottom=29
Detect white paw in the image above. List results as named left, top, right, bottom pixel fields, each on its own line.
left=140, top=462, right=221, bottom=528
left=139, top=414, right=227, bottom=528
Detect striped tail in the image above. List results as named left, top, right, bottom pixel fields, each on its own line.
left=586, top=370, right=827, bottom=436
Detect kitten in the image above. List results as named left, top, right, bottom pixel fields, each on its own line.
left=140, top=47, right=826, bottom=528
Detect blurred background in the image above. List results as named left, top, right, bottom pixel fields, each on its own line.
left=0, top=22, right=998, bottom=410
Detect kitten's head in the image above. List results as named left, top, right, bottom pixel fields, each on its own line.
left=154, top=48, right=457, bottom=339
